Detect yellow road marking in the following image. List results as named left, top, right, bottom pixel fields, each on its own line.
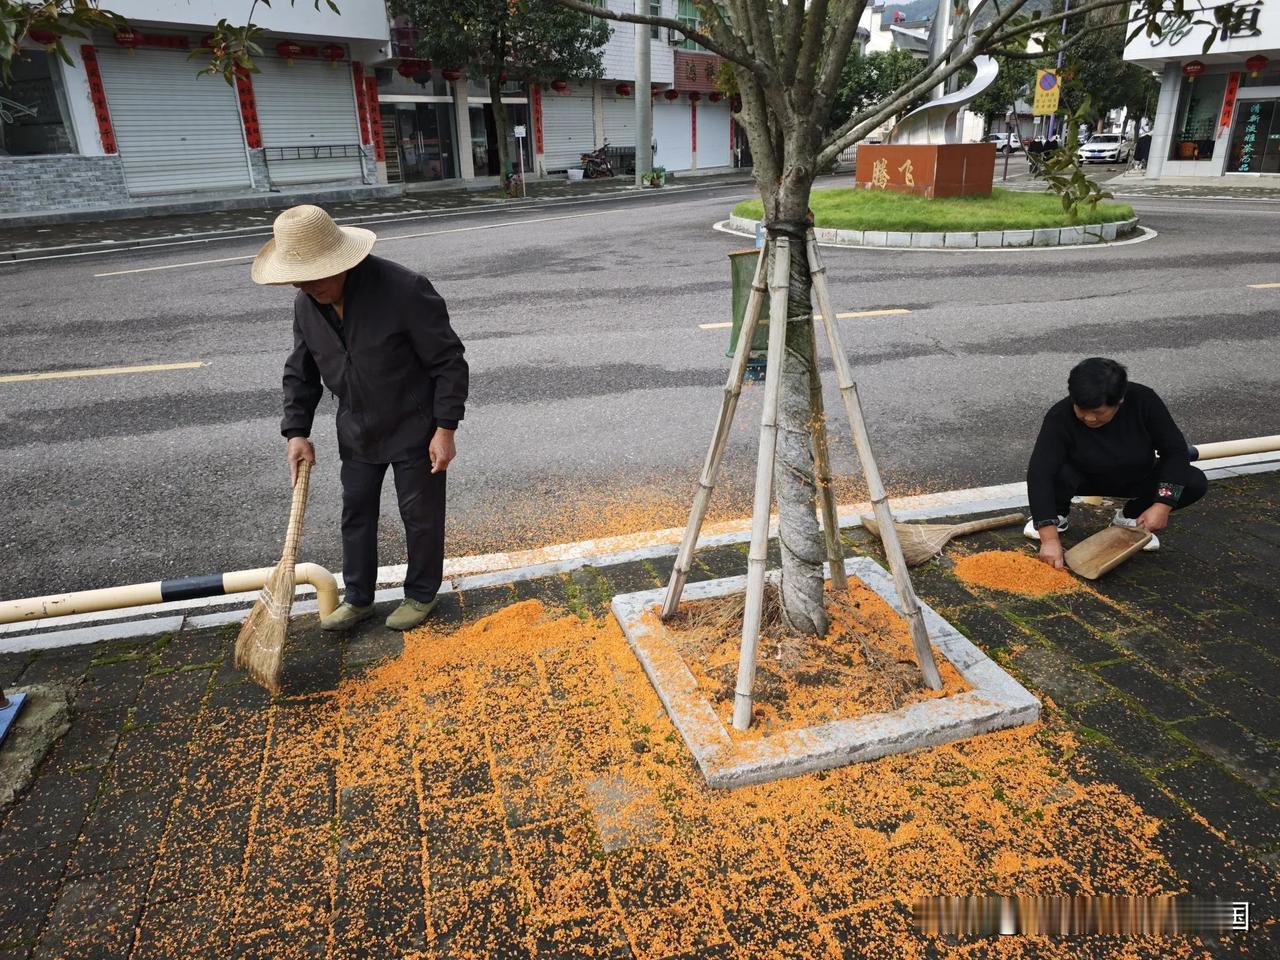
left=0, top=361, right=206, bottom=384
left=1248, top=282, right=1280, bottom=289
left=698, top=307, right=911, bottom=330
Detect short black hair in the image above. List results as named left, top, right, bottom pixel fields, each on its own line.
left=1068, top=357, right=1128, bottom=409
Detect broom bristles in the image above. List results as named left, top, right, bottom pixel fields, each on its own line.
left=234, top=561, right=298, bottom=695
left=861, top=513, right=1025, bottom=566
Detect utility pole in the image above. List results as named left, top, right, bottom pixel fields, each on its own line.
left=1047, top=0, right=1070, bottom=140
left=635, top=0, right=653, bottom=185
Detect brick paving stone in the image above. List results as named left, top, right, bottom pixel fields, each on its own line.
left=1072, top=699, right=1188, bottom=767
left=599, top=561, right=663, bottom=598
left=1191, top=673, right=1280, bottom=741
left=1174, top=716, right=1280, bottom=792
left=132, top=893, right=231, bottom=959
left=157, top=629, right=229, bottom=669
left=131, top=668, right=211, bottom=724
left=458, top=583, right=522, bottom=620
left=1068, top=743, right=1184, bottom=822
left=333, top=851, right=426, bottom=960
left=31, top=868, right=145, bottom=960
left=17, top=647, right=94, bottom=686
left=148, top=837, right=244, bottom=904
left=1048, top=590, right=1141, bottom=632
left=428, top=876, right=533, bottom=960
left=1109, top=627, right=1219, bottom=681
left=1159, top=761, right=1280, bottom=850
left=423, top=796, right=513, bottom=890
left=1025, top=614, right=1120, bottom=665
left=0, top=651, right=33, bottom=686
left=510, top=815, right=612, bottom=916
left=908, top=563, right=980, bottom=611
left=1095, top=661, right=1205, bottom=722
left=530, top=911, right=635, bottom=960
left=944, top=603, right=1033, bottom=656
left=1009, top=646, right=1109, bottom=708
left=66, top=783, right=174, bottom=878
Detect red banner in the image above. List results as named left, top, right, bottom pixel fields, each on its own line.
left=1219, top=71, right=1241, bottom=137
left=79, top=46, right=117, bottom=154
left=351, top=62, right=370, bottom=145
left=531, top=84, right=544, bottom=155
left=365, top=76, right=384, bottom=161
left=234, top=66, right=262, bottom=148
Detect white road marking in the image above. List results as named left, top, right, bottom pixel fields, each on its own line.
left=93, top=209, right=616, bottom=277
left=0, top=361, right=206, bottom=384
left=699, top=307, right=911, bottom=329
left=1248, top=282, right=1280, bottom=289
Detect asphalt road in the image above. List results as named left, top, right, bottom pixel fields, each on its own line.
left=2, top=181, right=1278, bottom=601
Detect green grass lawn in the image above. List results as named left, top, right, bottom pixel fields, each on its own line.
left=732, top=187, right=1134, bottom=232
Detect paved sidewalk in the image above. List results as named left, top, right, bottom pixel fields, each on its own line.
left=0, top=472, right=1277, bottom=958
left=0, top=172, right=755, bottom=262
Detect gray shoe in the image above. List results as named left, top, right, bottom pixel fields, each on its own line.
left=385, top=596, right=439, bottom=632
left=320, top=602, right=375, bottom=632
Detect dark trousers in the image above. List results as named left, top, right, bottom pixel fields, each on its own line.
left=340, top=457, right=446, bottom=607
left=1054, top=461, right=1208, bottom=519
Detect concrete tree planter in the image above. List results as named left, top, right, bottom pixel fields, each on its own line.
left=611, top=557, right=1040, bottom=789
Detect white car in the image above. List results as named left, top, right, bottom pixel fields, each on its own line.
left=1077, top=134, right=1133, bottom=163
left=982, top=133, right=1022, bottom=153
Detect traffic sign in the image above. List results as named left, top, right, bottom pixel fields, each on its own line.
left=1033, top=70, right=1060, bottom=116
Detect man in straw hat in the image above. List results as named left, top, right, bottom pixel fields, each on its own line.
left=252, top=204, right=468, bottom=632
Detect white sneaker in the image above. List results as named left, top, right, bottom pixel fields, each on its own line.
left=1023, top=516, right=1069, bottom=541
left=1111, top=510, right=1160, bottom=551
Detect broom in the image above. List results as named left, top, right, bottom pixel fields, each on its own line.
left=235, top=459, right=312, bottom=694
left=860, top=511, right=1025, bottom=566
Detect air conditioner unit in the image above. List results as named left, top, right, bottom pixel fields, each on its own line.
left=667, top=28, right=683, bottom=45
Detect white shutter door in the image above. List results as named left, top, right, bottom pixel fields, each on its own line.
left=698, top=102, right=731, bottom=167
left=653, top=100, right=691, bottom=171
left=541, top=88, right=595, bottom=170
left=603, top=95, right=636, bottom=149
left=95, top=47, right=249, bottom=196
left=254, top=58, right=363, bottom=185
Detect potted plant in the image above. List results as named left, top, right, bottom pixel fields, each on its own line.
left=644, top=165, right=667, bottom=187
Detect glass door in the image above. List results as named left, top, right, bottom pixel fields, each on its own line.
left=394, top=102, right=456, bottom=182
left=1227, top=99, right=1279, bottom=173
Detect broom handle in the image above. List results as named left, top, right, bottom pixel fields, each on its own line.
left=944, top=512, right=1026, bottom=537
left=281, top=460, right=311, bottom=566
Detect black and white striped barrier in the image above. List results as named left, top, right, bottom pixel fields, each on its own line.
left=0, top=564, right=339, bottom=628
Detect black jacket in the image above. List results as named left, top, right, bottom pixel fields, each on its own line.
left=281, top=255, right=468, bottom=463
left=1026, top=382, right=1188, bottom=524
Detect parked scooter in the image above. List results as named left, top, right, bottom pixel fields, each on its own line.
left=580, top=142, right=615, bottom=179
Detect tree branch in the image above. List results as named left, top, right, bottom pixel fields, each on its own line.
left=550, top=0, right=762, bottom=74
left=811, top=0, right=869, bottom=126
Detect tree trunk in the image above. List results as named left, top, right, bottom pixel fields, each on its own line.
left=489, top=74, right=511, bottom=191
left=765, top=177, right=828, bottom=637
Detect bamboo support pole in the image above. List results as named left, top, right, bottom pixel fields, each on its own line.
left=732, top=236, right=792, bottom=731
left=806, top=232, right=943, bottom=691
left=662, top=239, right=772, bottom=618
left=808, top=319, right=848, bottom=592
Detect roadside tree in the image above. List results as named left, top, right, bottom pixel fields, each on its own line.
left=551, top=0, right=1242, bottom=636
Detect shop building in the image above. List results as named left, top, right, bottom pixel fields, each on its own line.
left=1126, top=0, right=1280, bottom=178
left=0, top=0, right=390, bottom=215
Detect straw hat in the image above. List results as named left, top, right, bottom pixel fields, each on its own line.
left=250, top=204, right=376, bottom=285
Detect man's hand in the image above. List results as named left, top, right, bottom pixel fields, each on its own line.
left=1137, top=502, right=1172, bottom=533
left=429, top=427, right=456, bottom=474
left=1037, top=526, right=1065, bottom=570
left=287, top=436, right=316, bottom=485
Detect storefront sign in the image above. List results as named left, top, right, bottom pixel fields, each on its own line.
left=1033, top=70, right=1060, bottom=116
left=1219, top=72, right=1241, bottom=136
left=1236, top=100, right=1265, bottom=171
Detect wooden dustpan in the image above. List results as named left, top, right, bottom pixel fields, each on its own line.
left=860, top=512, right=1025, bottom=566
left=235, top=460, right=311, bottom=694
left=1064, top=525, right=1151, bottom=580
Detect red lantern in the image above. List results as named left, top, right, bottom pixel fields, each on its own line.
left=27, top=28, right=58, bottom=49
left=320, top=43, right=344, bottom=67
left=276, top=39, right=303, bottom=65
left=688, top=91, right=701, bottom=103
left=114, top=29, right=141, bottom=53
left=615, top=82, right=633, bottom=97
left=708, top=91, right=722, bottom=103
left=1245, top=54, right=1269, bottom=78
left=1182, top=60, right=1205, bottom=81
left=499, top=71, right=509, bottom=82
left=550, top=79, right=569, bottom=93
left=441, top=67, right=463, bottom=81
left=663, top=89, right=679, bottom=101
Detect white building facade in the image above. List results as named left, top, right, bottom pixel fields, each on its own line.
left=1125, top=0, right=1280, bottom=178
left=0, top=0, right=391, bottom=215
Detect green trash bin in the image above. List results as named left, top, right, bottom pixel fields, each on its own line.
left=727, top=248, right=770, bottom=363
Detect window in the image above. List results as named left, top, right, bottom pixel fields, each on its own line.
left=651, top=0, right=662, bottom=40
left=1167, top=74, right=1228, bottom=161
left=0, top=51, right=76, bottom=156
left=678, top=0, right=701, bottom=50
left=1227, top=99, right=1279, bottom=173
